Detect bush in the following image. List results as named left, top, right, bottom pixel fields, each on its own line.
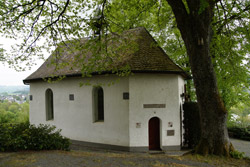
left=230, top=150, right=245, bottom=159
left=0, top=123, right=70, bottom=151
left=228, top=126, right=250, bottom=141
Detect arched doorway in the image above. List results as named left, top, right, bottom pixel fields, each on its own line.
left=148, top=117, right=161, bottom=150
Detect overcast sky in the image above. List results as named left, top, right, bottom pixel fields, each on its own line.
left=0, top=37, right=44, bottom=86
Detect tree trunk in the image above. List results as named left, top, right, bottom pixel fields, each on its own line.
left=166, top=0, right=234, bottom=156
left=185, top=22, right=233, bottom=156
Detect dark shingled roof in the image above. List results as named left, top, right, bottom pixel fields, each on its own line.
left=23, top=27, right=189, bottom=84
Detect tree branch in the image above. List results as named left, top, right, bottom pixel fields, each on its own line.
left=166, top=0, right=188, bottom=17
left=24, top=0, right=70, bottom=54
left=26, top=0, right=46, bottom=41
left=209, top=0, right=221, bottom=5
left=4, top=0, right=37, bottom=15
left=215, top=3, right=250, bottom=34
left=166, top=0, right=189, bottom=36
left=6, top=5, right=37, bottom=24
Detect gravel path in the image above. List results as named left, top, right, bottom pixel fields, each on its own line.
left=0, top=150, right=214, bottom=167
left=230, top=138, right=250, bottom=157
left=0, top=139, right=249, bottom=167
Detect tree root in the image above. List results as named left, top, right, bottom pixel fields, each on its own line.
left=195, top=139, right=235, bottom=157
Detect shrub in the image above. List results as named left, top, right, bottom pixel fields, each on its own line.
left=230, top=150, right=245, bottom=159
left=0, top=123, right=70, bottom=151
left=228, top=126, right=250, bottom=141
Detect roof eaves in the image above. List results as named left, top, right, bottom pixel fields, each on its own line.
left=23, top=69, right=191, bottom=85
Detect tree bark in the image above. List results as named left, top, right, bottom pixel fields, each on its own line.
left=166, top=0, right=234, bottom=156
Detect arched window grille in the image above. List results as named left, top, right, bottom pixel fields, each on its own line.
left=93, top=86, right=104, bottom=122
left=45, top=88, right=54, bottom=121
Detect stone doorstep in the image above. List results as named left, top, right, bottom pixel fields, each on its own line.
left=165, top=150, right=191, bottom=156
left=148, top=150, right=166, bottom=154
left=148, top=150, right=190, bottom=156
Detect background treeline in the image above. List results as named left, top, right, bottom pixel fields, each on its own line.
left=0, top=85, right=29, bottom=94
left=0, top=100, right=29, bottom=123
left=228, top=103, right=250, bottom=142
left=228, top=103, right=250, bottom=129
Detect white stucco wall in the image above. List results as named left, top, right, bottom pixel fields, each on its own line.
left=29, top=73, right=185, bottom=149
left=29, top=76, right=129, bottom=146
left=128, top=73, right=184, bottom=149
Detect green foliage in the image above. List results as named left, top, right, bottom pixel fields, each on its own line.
left=227, top=104, right=250, bottom=141
left=198, top=0, right=209, bottom=14
left=0, top=123, right=70, bottom=151
left=230, top=150, right=245, bottom=159
left=211, top=29, right=250, bottom=109
left=228, top=103, right=250, bottom=128
left=211, top=0, right=250, bottom=109
left=0, top=44, right=4, bottom=61
left=0, top=101, right=29, bottom=124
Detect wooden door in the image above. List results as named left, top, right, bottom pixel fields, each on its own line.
left=148, top=117, right=160, bottom=150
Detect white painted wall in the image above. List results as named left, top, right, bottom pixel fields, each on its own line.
left=128, top=74, right=184, bottom=149
left=29, top=73, right=184, bottom=149
left=29, top=76, right=129, bottom=146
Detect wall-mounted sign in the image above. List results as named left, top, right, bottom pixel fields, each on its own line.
left=167, top=130, right=175, bottom=136
left=143, top=104, right=166, bottom=108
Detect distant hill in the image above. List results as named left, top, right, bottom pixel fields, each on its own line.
left=0, top=85, right=29, bottom=94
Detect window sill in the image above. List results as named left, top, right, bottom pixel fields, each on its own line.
left=94, top=120, right=104, bottom=123
left=46, top=119, right=54, bottom=121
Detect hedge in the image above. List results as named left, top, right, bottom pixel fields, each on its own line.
left=228, top=126, right=250, bottom=141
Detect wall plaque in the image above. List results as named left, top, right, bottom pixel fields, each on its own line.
left=143, top=104, right=166, bottom=108
left=167, top=130, right=175, bottom=136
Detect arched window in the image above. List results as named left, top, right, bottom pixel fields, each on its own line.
left=45, top=88, right=54, bottom=121
left=93, top=86, right=104, bottom=122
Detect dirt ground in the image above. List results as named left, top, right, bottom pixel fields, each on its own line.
left=0, top=148, right=250, bottom=167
